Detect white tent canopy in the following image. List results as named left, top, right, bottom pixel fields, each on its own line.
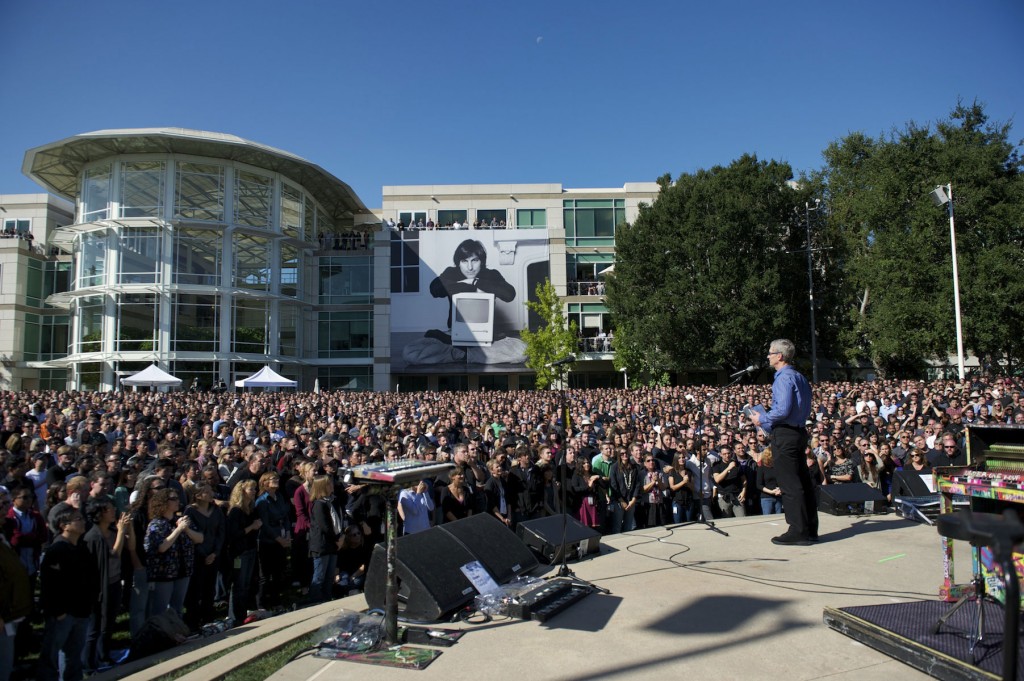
left=234, top=365, right=297, bottom=389
left=120, top=364, right=183, bottom=388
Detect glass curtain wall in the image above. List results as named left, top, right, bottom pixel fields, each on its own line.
left=119, top=161, right=165, bottom=218
left=173, top=294, right=219, bottom=351
left=233, top=234, right=270, bottom=290
left=175, top=162, right=225, bottom=222
left=79, top=231, right=108, bottom=287
left=118, top=227, right=162, bottom=284
left=82, top=165, right=111, bottom=222
left=77, top=296, right=105, bottom=353
left=116, top=294, right=158, bottom=351
left=233, top=299, right=268, bottom=353
left=174, top=228, right=222, bottom=286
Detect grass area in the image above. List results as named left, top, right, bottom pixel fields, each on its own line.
left=216, top=633, right=321, bottom=681
left=157, top=629, right=283, bottom=681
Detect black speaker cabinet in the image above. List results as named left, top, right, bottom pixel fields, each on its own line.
left=439, top=513, right=538, bottom=583
left=364, top=515, right=540, bottom=622
left=364, top=528, right=478, bottom=621
left=516, top=515, right=601, bottom=563
left=816, top=483, right=888, bottom=516
left=891, top=470, right=934, bottom=499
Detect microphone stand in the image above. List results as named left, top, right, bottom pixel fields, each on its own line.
left=550, top=360, right=609, bottom=594
left=675, top=371, right=753, bottom=537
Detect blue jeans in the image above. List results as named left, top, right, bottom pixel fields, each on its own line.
left=310, top=553, right=338, bottom=602
left=609, top=501, right=636, bottom=534
left=0, top=624, right=14, bottom=681
left=761, top=497, right=784, bottom=515
left=230, top=550, right=257, bottom=623
left=149, top=578, right=189, bottom=619
left=671, top=498, right=697, bottom=523
left=128, top=568, right=149, bottom=638
left=38, top=615, right=89, bottom=681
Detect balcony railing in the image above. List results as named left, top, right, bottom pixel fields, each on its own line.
left=578, top=336, right=613, bottom=354
left=567, top=280, right=606, bottom=296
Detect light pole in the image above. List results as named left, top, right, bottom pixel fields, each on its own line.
left=620, top=367, right=628, bottom=390
left=929, top=183, right=966, bottom=380
left=788, top=201, right=825, bottom=383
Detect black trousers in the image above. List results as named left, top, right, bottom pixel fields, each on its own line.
left=771, top=425, right=818, bottom=538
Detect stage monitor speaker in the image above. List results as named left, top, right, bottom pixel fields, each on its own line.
left=891, top=470, right=934, bottom=499
left=516, top=515, right=601, bottom=563
left=438, top=513, right=539, bottom=583
left=364, top=528, right=478, bottom=622
left=817, top=483, right=888, bottom=516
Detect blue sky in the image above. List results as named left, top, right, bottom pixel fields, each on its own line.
left=1, top=0, right=1021, bottom=208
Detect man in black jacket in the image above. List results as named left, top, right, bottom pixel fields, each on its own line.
left=38, top=507, right=97, bottom=681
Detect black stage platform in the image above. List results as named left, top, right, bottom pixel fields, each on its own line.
left=825, top=600, right=1024, bottom=681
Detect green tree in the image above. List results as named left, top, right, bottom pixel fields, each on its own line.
left=521, top=279, right=578, bottom=389
left=820, top=101, right=1024, bottom=376
left=607, top=155, right=819, bottom=376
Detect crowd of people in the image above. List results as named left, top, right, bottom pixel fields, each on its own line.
left=0, top=373, right=1021, bottom=679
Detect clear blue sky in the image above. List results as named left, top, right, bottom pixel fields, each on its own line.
left=2, top=0, right=1021, bottom=208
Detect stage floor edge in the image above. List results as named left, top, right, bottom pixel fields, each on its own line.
left=823, top=602, right=1021, bottom=681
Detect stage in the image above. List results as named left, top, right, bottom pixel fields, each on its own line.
left=266, top=512, right=954, bottom=681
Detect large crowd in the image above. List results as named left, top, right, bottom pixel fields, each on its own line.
left=0, top=374, right=1021, bottom=680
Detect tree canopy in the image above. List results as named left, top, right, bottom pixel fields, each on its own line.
left=607, top=101, right=1024, bottom=380
left=521, top=279, right=578, bottom=389
left=607, top=154, right=827, bottom=377
left=819, top=101, right=1024, bottom=375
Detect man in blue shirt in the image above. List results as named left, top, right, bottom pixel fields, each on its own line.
left=751, top=339, right=818, bottom=546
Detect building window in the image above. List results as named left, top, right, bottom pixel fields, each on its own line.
left=566, top=253, right=613, bottom=295
left=171, top=361, right=218, bottom=391
left=399, top=212, right=427, bottom=228
left=317, top=365, right=372, bottom=391
left=173, top=294, right=219, bottom=351
left=233, top=299, right=269, bottom=354
left=317, top=311, right=373, bottom=358
left=26, top=260, right=71, bottom=308
left=118, top=227, right=162, bottom=284
left=437, top=210, right=467, bottom=227
left=39, top=369, right=67, bottom=390
left=175, top=162, right=224, bottom=222
left=280, top=244, right=300, bottom=298
left=82, top=165, right=112, bottom=222
left=477, top=209, right=507, bottom=227
left=174, top=228, right=222, bottom=286
left=319, top=257, right=372, bottom=305
left=279, top=304, right=299, bottom=357
left=516, top=209, right=546, bottom=229
left=437, top=375, right=468, bottom=392
left=563, top=199, right=625, bottom=246
left=78, top=362, right=103, bottom=391
left=390, top=232, right=419, bottom=293
left=2, top=219, right=30, bottom=237
left=116, top=293, right=158, bottom=351
left=234, top=170, right=273, bottom=229
left=77, top=296, right=105, bottom=353
left=120, top=161, right=165, bottom=218
left=304, top=196, right=318, bottom=245
left=280, top=184, right=303, bottom=241
left=79, top=231, right=108, bottom=287
left=477, top=374, right=509, bottom=390
left=233, top=233, right=270, bottom=290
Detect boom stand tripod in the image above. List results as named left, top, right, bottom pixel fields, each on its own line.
left=547, top=359, right=609, bottom=594
left=675, top=371, right=753, bottom=537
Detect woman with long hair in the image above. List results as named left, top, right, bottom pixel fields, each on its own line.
left=144, top=488, right=203, bottom=618
left=126, top=476, right=164, bottom=636
left=308, top=476, right=343, bottom=602
left=81, top=498, right=130, bottom=669
left=666, top=453, right=695, bottom=523
left=439, top=466, right=473, bottom=523
left=291, top=461, right=316, bottom=595
left=254, top=471, right=291, bottom=609
left=568, top=457, right=601, bottom=528
left=184, top=482, right=225, bottom=630
left=226, top=480, right=260, bottom=623
left=756, top=448, right=784, bottom=515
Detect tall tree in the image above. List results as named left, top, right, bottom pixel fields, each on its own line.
left=521, top=279, right=578, bottom=389
left=820, top=101, right=1024, bottom=376
left=607, top=155, right=817, bottom=377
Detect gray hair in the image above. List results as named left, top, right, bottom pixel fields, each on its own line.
left=769, top=339, right=796, bottom=363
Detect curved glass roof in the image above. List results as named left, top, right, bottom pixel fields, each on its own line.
left=22, top=128, right=372, bottom=222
